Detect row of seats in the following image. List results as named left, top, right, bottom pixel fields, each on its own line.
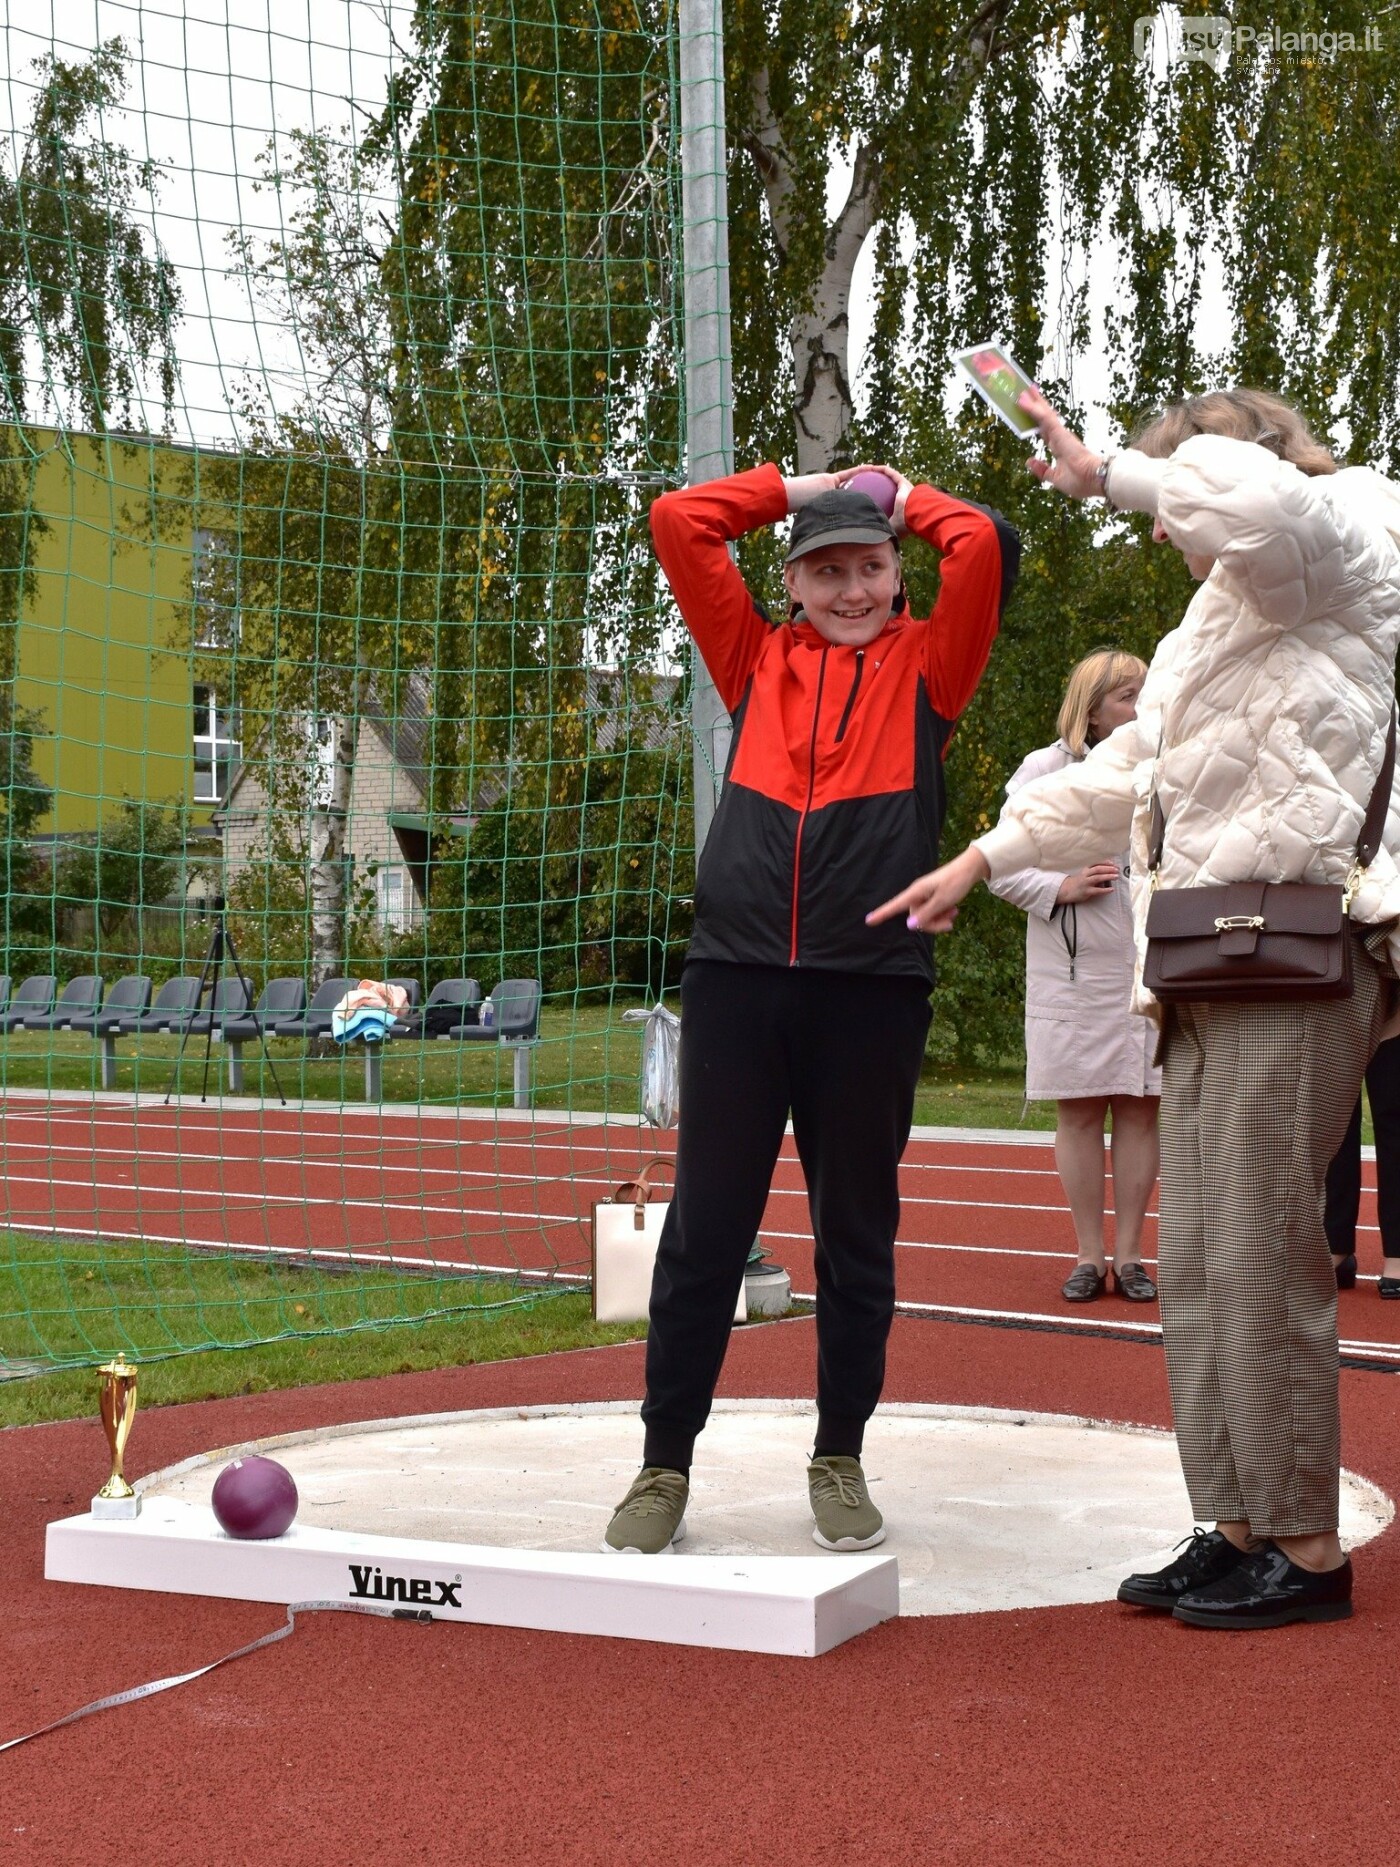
left=0, top=973, right=543, bottom=1043
left=0, top=971, right=544, bottom=1107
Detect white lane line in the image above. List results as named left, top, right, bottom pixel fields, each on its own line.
left=808, top=1293, right=1400, bottom=1364
left=0, top=1126, right=1072, bottom=1182
left=0, top=1169, right=1090, bottom=1251
left=8, top=1216, right=1397, bottom=1362
left=1, top=1105, right=1075, bottom=1175
left=0, top=1170, right=582, bottom=1233
left=0, top=1088, right=1081, bottom=1152
left=0, top=1176, right=1143, bottom=1269
left=0, top=1141, right=1104, bottom=1221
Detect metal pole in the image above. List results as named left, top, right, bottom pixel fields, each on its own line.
left=678, top=0, right=735, bottom=858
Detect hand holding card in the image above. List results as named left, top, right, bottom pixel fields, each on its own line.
left=951, top=341, right=1041, bottom=436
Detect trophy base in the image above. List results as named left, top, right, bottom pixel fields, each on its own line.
left=91, top=1492, right=142, bottom=1521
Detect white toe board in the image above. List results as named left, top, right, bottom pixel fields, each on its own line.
left=44, top=1497, right=897, bottom=1658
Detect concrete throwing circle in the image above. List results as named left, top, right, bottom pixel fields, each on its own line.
left=141, top=1401, right=1394, bottom=1619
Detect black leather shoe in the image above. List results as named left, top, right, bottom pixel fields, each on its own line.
left=1116, top=1527, right=1247, bottom=1610
left=1112, top=1261, right=1157, bottom=1302
left=1379, top=1275, right=1400, bottom=1300
left=1172, top=1545, right=1353, bottom=1629
left=1334, top=1253, right=1358, bottom=1290
left=1062, top=1261, right=1106, bottom=1302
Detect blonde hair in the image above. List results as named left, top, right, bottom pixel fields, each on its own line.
left=1057, top=649, right=1148, bottom=757
left=1131, top=389, right=1336, bottom=477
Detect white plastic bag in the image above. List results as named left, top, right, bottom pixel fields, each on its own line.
left=623, top=1004, right=681, bottom=1129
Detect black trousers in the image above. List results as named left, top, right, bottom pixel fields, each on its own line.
left=1323, top=1033, right=1400, bottom=1259
left=640, top=960, right=932, bottom=1472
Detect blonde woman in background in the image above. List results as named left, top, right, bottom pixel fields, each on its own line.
left=990, top=650, right=1160, bottom=1305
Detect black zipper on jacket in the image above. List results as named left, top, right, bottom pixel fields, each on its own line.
left=833, top=649, right=864, bottom=744
left=790, top=644, right=830, bottom=966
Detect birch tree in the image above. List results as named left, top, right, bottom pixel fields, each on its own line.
left=727, top=1, right=1400, bottom=473
left=201, top=128, right=406, bottom=984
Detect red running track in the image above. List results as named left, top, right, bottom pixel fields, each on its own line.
left=4, top=1316, right=1400, bottom=1864
left=3, top=1091, right=1400, bottom=1360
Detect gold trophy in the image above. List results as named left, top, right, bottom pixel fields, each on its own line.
left=92, top=1354, right=141, bottom=1520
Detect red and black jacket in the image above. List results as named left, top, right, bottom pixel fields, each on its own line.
left=651, top=463, right=1020, bottom=982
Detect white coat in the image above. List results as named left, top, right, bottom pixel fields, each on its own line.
left=974, top=435, right=1400, bottom=1021
left=989, top=741, right=1160, bottom=1099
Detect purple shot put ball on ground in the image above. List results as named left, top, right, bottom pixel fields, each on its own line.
left=211, top=1455, right=298, bottom=1539
left=844, top=470, right=898, bottom=517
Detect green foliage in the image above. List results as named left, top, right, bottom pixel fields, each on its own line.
left=0, top=702, right=53, bottom=960
left=365, top=0, right=684, bottom=826
left=0, top=38, right=180, bottom=432
left=179, top=19, right=686, bottom=980
left=723, top=0, right=1400, bottom=1058
left=386, top=694, right=694, bottom=998
left=56, top=798, right=189, bottom=941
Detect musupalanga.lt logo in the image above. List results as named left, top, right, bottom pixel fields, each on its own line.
left=1133, top=13, right=1383, bottom=68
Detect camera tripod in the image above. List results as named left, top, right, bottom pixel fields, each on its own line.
left=163, top=901, right=287, bottom=1106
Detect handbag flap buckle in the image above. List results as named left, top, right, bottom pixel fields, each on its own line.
left=1216, top=881, right=1268, bottom=956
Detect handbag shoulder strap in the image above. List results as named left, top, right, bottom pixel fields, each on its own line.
left=1149, top=702, right=1397, bottom=875
left=1147, top=789, right=1166, bottom=874
left=1356, top=702, right=1397, bottom=868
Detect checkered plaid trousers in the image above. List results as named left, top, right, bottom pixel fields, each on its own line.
left=1158, top=941, right=1392, bottom=1536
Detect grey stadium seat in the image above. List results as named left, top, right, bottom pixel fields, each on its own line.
left=180, top=976, right=251, bottom=1038
left=453, top=978, right=542, bottom=1042
left=270, top=977, right=357, bottom=1040
left=0, top=974, right=59, bottom=1033
left=219, top=977, right=306, bottom=1043
left=66, top=976, right=151, bottom=1037
left=114, top=975, right=204, bottom=1035
left=11, top=973, right=103, bottom=1032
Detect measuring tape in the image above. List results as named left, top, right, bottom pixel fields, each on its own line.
left=0, top=1599, right=433, bottom=1754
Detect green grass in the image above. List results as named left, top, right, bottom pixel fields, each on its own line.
left=0, top=999, right=1053, bottom=1128
left=0, top=998, right=646, bottom=1112
left=0, top=1232, right=647, bottom=1428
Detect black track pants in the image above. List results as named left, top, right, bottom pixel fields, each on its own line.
left=1324, top=1033, right=1400, bottom=1258
left=640, top=960, right=932, bottom=1472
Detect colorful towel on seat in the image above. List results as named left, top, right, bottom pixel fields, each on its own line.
left=331, top=981, right=410, bottom=1044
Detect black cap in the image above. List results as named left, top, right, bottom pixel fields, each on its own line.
left=784, top=489, right=899, bottom=564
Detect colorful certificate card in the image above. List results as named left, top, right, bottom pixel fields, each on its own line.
left=952, top=341, right=1040, bottom=436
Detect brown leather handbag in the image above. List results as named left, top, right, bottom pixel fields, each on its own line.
left=1143, top=708, right=1396, bottom=1004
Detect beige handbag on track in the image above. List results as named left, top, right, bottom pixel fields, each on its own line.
left=591, top=1158, right=746, bottom=1326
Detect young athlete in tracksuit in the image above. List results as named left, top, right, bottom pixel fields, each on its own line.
left=603, top=460, right=1020, bottom=1554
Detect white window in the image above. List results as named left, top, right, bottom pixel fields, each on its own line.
left=193, top=684, right=240, bottom=803
left=377, top=865, right=411, bottom=932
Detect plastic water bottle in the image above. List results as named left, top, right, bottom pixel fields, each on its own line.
left=480, top=994, right=494, bottom=1030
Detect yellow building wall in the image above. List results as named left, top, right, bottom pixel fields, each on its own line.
left=12, top=429, right=207, bottom=837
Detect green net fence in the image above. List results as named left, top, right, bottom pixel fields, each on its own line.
left=0, top=1, right=694, bottom=1375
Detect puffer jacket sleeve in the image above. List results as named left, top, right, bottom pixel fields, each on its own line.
left=973, top=716, right=1148, bottom=882
left=986, top=748, right=1070, bottom=919
left=1107, top=435, right=1352, bottom=629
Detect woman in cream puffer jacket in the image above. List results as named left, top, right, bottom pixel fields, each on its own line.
left=977, top=438, right=1400, bottom=1000
left=873, top=386, right=1400, bottom=1631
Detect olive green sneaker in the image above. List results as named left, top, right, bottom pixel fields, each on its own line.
left=602, top=1466, right=689, bottom=1554
left=808, top=1454, right=885, bottom=1551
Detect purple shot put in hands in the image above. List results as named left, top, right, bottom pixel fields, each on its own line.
left=844, top=470, right=898, bottom=517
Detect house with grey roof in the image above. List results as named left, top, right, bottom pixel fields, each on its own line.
left=211, top=668, right=681, bottom=930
